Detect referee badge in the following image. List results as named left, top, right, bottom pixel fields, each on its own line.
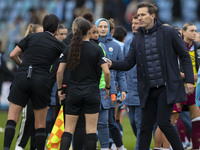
left=59, top=53, right=64, bottom=58
left=102, top=57, right=107, bottom=62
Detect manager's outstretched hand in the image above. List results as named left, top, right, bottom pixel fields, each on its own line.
left=106, top=58, right=112, bottom=68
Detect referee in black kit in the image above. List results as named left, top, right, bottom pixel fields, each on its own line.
left=3, top=14, right=65, bottom=150
left=57, top=19, right=111, bottom=150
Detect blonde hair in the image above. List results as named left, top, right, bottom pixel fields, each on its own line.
left=71, top=17, right=85, bottom=34
left=182, top=23, right=195, bottom=32
left=181, top=23, right=195, bottom=39
left=25, top=24, right=42, bottom=36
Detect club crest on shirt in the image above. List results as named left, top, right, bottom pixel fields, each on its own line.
left=109, top=47, right=113, bottom=52
left=108, top=47, right=113, bottom=55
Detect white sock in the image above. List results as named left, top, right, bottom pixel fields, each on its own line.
left=15, top=145, right=23, bottom=150
left=111, top=143, right=117, bottom=150
left=118, top=145, right=127, bottom=150
left=154, top=147, right=161, bottom=150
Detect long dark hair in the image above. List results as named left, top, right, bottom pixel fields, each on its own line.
left=66, top=19, right=92, bottom=70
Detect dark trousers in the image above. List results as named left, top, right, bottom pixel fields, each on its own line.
left=138, top=86, right=184, bottom=150
left=108, top=108, right=123, bottom=147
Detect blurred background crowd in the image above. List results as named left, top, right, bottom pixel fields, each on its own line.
left=1, top=0, right=200, bottom=53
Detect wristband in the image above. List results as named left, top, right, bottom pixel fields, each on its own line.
left=111, top=94, right=116, bottom=102
left=105, top=86, right=111, bottom=90
left=57, top=88, right=62, bottom=91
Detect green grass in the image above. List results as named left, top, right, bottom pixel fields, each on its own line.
left=121, top=112, right=154, bottom=149
left=0, top=111, right=31, bottom=150
left=0, top=110, right=154, bottom=150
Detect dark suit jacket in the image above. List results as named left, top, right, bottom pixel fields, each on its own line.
left=112, top=20, right=194, bottom=108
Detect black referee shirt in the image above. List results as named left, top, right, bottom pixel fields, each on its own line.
left=17, top=32, right=66, bottom=77
left=60, top=41, right=106, bottom=85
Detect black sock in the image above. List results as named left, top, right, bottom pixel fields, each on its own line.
left=35, top=128, right=46, bottom=150
left=4, top=120, right=16, bottom=150
left=86, top=133, right=96, bottom=150
left=73, top=127, right=86, bottom=150
left=60, top=132, right=72, bottom=150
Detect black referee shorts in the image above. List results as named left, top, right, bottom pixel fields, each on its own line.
left=8, top=72, right=50, bottom=110
left=65, top=84, right=101, bottom=115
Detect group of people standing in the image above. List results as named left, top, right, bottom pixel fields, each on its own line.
left=3, top=1, right=200, bottom=150
left=107, top=2, right=200, bottom=150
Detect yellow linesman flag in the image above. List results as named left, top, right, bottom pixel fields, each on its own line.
left=46, top=106, right=64, bottom=150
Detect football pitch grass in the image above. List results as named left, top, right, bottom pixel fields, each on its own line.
left=0, top=110, right=154, bottom=150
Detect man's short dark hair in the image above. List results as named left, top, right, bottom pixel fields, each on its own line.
left=137, top=2, right=158, bottom=18
left=43, top=14, right=59, bottom=33
left=113, top=26, right=127, bottom=42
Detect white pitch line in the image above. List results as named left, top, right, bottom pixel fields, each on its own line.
left=0, top=126, right=4, bottom=132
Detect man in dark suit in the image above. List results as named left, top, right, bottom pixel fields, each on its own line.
left=107, top=2, right=194, bottom=150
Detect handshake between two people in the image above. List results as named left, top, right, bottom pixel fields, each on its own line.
left=105, top=58, right=112, bottom=68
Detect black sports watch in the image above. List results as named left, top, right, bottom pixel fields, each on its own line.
left=105, top=86, right=111, bottom=90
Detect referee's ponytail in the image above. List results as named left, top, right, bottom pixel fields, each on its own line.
left=67, top=19, right=92, bottom=70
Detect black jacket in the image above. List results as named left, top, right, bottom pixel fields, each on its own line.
left=112, top=20, right=194, bottom=108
